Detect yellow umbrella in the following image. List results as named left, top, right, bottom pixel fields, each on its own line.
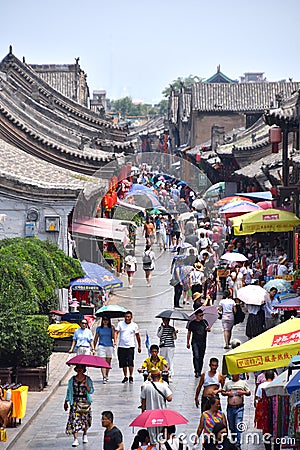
left=222, top=317, right=300, bottom=374
left=230, top=208, right=300, bottom=235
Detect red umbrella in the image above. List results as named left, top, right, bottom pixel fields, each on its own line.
left=67, top=354, right=111, bottom=369
left=129, top=409, right=188, bottom=428
left=214, top=196, right=252, bottom=207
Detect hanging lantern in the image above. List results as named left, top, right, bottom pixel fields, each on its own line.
left=196, top=153, right=201, bottom=163
left=269, top=127, right=282, bottom=153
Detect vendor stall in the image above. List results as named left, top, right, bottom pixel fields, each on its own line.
left=70, top=260, right=123, bottom=313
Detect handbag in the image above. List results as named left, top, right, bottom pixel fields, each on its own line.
left=234, top=304, right=245, bottom=325
left=76, top=400, right=91, bottom=414
left=169, top=278, right=177, bottom=286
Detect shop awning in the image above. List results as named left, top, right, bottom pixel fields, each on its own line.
left=230, top=208, right=300, bottom=235
left=222, top=318, right=300, bottom=374
left=70, top=260, right=123, bottom=290
left=70, top=217, right=131, bottom=245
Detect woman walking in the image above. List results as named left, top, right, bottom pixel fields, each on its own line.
left=124, top=252, right=137, bottom=288
left=64, top=364, right=94, bottom=447
left=93, top=317, right=115, bottom=383
left=142, top=244, right=155, bottom=287
left=196, top=396, right=227, bottom=449
left=218, top=290, right=236, bottom=349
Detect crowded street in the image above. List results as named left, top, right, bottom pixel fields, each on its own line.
left=7, top=225, right=274, bottom=450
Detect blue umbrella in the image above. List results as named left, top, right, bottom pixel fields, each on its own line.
left=264, top=279, right=291, bottom=293
left=95, top=304, right=128, bottom=318
left=286, top=369, right=300, bottom=394
left=70, top=261, right=123, bottom=290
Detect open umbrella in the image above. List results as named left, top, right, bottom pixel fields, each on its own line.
left=264, top=279, right=291, bottom=293
left=70, top=261, right=123, bottom=290
left=192, top=198, right=207, bottom=211
left=188, top=306, right=219, bottom=328
left=236, top=285, right=269, bottom=305
left=264, top=369, right=290, bottom=397
left=214, top=196, right=253, bottom=207
left=95, top=304, right=128, bottom=318
left=222, top=318, right=300, bottom=374
left=149, top=208, right=163, bottom=215
left=275, top=296, right=300, bottom=311
left=67, top=354, right=111, bottom=369
left=286, top=369, right=300, bottom=394
left=220, top=253, right=248, bottom=263
left=230, top=208, right=300, bottom=235
left=129, top=409, right=188, bottom=428
left=155, top=309, right=190, bottom=321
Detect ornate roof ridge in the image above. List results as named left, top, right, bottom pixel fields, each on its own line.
left=0, top=51, right=127, bottom=133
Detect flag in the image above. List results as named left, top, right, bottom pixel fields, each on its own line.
left=145, top=331, right=151, bottom=356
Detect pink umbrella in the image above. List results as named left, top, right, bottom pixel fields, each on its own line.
left=67, top=354, right=111, bottom=369
left=220, top=201, right=262, bottom=219
left=187, top=306, right=219, bottom=328
left=129, top=409, right=188, bottom=428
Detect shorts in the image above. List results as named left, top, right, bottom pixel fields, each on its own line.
left=126, top=270, right=135, bottom=276
left=117, top=347, right=135, bottom=368
left=171, top=231, right=180, bottom=240
left=97, top=345, right=114, bottom=358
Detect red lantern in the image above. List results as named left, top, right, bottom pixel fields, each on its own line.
left=269, top=127, right=282, bottom=154
left=196, top=153, right=201, bottom=162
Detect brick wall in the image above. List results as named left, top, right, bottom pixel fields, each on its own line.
left=191, top=112, right=246, bottom=146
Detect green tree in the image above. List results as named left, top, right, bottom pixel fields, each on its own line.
left=0, top=237, right=84, bottom=367
left=162, top=74, right=204, bottom=97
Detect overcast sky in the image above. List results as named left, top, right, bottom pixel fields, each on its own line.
left=1, top=0, right=299, bottom=104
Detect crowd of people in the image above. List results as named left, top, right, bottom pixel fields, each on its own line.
left=65, top=172, right=298, bottom=449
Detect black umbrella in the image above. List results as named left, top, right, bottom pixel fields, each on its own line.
left=155, top=309, right=190, bottom=321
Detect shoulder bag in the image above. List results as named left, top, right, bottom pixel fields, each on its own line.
left=76, top=399, right=91, bottom=414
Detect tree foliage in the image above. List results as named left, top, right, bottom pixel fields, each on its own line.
left=162, top=74, right=204, bottom=97
left=0, top=238, right=83, bottom=367
left=110, top=97, right=163, bottom=119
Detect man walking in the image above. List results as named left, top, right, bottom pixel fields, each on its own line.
left=157, top=318, right=177, bottom=379
left=140, top=368, right=172, bottom=445
left=114, top=311, right=141, bottom=383
left=221, top=373, right=250, bottom=448
left=264, top=287, right=279, bottom=330
left=195, top=357, right=225, bottom=412
left=102, top=410, right=124, bottom=450
left=186, top=310, right=211, bottom=378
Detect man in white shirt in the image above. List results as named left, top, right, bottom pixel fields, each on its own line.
left=264, top=287, right=279, bottom=329
left=114, top=311, right=141, bottom=384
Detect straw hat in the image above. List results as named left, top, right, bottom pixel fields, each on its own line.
left=192, top=292, right=203, bottom=301
left=194, top=262, right=204, bottom=271
left=278, top=256, right=287, bottom=265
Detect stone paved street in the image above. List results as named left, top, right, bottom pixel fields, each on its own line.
left=6, top=231, right=265, bottom=449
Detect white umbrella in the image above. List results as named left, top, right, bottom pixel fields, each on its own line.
left=178, top=212, right=195, bottom=221
left=220, top=253, right=248, bottom=262
left=192, top=198, right=207, bottom=211
left=236, top=285, right=269, bottom=305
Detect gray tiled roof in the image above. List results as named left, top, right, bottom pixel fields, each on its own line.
left=0, top=138, right=93, bottom=194
left=192, top=82, right=300, bottom=112
left=265, top=90, right=300, bottom=124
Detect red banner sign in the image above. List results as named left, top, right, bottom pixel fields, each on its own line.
left=272, top=329, right=300, bottom=346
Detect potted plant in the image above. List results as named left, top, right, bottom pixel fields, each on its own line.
left=15, top=316, right=53, bottom=391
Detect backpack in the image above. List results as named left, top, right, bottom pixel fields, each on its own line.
left=142, top=252, right=152, bottom=266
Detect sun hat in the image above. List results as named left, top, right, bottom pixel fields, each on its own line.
left=278, top=256, right=287, bottom=264
left=194, top=262, right=204, bottom=271
left=192, top=292, right=203, bottom=301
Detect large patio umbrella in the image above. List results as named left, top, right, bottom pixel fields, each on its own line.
left=219, top=201, right=262, bottom=219
left=215, top=196, right=253, bottom=207
left=203, top=182, right=225, bottom=199
left=222, top=318, right=300, bottom=375
left=230, top=208, right=300, bottom=235
left=70, top=261, right=123, bottom=290
left=274, top=296, right=300, bottom=311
